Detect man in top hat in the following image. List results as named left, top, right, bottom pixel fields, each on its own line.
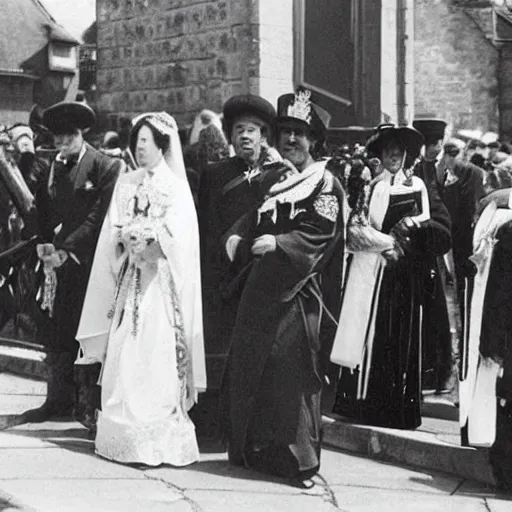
left=17, top=101, right=121, bottom=431
left=437, top=138, right=485, bottom=275
left=219, top=89, right=345, bottom=481
left=413, top=118, right=447, bottom=166
left=196, top=94, right=278, bottom=434
left=410, top=119, right=452, bottom=255
left=436, top=140, right=484, bottom=416
left=411, top=118, right=456, bottom=396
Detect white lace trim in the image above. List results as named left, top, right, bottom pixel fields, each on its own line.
left=95, top=412, right=199, bottom=467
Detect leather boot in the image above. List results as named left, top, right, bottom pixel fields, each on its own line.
left=74, top=363, right=102, bottom=435
left=19, top=351, right=75, bottom=423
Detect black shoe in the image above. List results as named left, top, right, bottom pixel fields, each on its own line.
left=75, top=409, right=97, bottom=437
left=19, top=401, right=74, bottom=424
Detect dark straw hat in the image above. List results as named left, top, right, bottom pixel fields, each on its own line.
left=366, top=123, right=425, bottom=159
left=42, top=101, right=96, bottom=135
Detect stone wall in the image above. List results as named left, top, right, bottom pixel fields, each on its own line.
left=499, top=44, right=512, bottom=138
left=414, top=0, right=499, bottom=133
left=96, top=0, right=266, bottom=129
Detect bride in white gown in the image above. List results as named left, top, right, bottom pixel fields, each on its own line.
left=75, top=112, right=206, bottom=466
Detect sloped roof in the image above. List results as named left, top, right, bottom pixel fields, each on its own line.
left=0, top=0, right=78, bottom=75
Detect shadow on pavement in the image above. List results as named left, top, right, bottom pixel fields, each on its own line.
left=183, top=457, right=301, bottom=488
left=0, top=421, right=94, bottom=457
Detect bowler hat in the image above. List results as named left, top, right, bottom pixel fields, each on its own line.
left=412, top=118, right=447, bottom=142
left=42, top=101, right=96, bottom=135
left=276, top=89, right=331, bottom=141
left=366, top=123, right=424, bottom=158
left=222, top=94, right=276, bottom=142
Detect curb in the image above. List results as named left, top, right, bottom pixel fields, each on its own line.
left=322, top=418, right=496, bottom=487
left=0, top=342, right=498, bottom=488
left=0, top=344, right=46, bottom=380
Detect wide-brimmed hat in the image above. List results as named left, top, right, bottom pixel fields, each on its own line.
left=412, top=118, right=447, bottom=142
left=276, top=89, right=331, bottom=141
left=42, top=101, right=96, bottom=135
left=222, top=94, right=276, bottom=142
left=366, top=123, right=424, bottom=158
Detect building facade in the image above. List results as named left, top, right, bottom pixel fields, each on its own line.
left=0, top=0, right=80, bottom=125
left=96, top=0, right=414, bottom=135
left=414, top=0, right=500, bottom=135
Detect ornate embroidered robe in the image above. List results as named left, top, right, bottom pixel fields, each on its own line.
left=220, top=161, right=345, bottom=478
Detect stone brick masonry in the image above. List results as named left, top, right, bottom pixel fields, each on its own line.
left=414, top=0, right=499, bottom=133
left=96, top=0, right=261, bottom=129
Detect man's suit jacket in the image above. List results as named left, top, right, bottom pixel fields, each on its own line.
left=414, top=159, right=452, bottom=256
left=439, top=161, right=485, bottom=276
left=37, top=143, right=121, bottom=268
left=34, top=143, right=121, bottom=350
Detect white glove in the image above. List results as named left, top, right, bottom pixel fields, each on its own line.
left=226, top=235, right=243, bottom=262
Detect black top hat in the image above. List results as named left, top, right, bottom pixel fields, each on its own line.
left=366, top=123, right=425, bottom=158
left=222, top=94, right=277, bottom=141
left=276, top=90, right=331, bottom=140
left=42, top=101, right=96, bottom=135
left=412, top=118, right=447, bottom=142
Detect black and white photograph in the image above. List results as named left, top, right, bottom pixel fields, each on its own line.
left=0, top=0, right=511, bottom=510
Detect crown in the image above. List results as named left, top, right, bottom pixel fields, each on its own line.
left=287, top=90, right=312, bottom=124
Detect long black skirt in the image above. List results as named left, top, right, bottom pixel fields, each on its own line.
left=334, top=258, right=423, bottom=430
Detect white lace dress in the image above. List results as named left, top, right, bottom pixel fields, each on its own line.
left=94, top=162, right=200, bottom=466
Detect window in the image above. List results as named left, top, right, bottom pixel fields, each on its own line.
left=293, top=0, right=381, bottom=127
left=48, top=42, right=77, bottom=72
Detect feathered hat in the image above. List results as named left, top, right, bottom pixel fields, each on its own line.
left=276, top=89, right=331, bottom=141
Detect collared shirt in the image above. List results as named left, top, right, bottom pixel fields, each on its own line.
left=380, top=169, right=406, bottom=186
left=55, top=143, right=86, bottom=167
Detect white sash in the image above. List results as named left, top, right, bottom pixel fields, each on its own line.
left=460, top=203, right=512, bottom=446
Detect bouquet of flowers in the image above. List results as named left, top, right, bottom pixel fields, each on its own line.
left=119, top=217, right=158, bottom=260
left=345, top=159, right=395, bottom=253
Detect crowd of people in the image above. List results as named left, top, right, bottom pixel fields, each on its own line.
left=1, top=89, right=512, bottom=489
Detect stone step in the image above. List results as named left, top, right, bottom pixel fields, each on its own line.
left=0, top=343, right=46, bottom=380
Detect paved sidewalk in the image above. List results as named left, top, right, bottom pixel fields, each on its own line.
left=0, top=344, right=499, bottom=487
left=0, top=372, right=511, bottom=511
